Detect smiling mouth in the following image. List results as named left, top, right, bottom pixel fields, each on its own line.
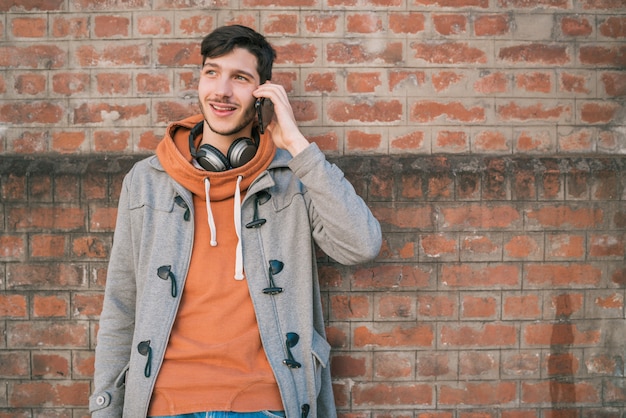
left=210, top=102, right=237, bottom=113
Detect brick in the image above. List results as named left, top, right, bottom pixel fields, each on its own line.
left=10, top=130, right=49, bottom=154
left=498, top=101, right=571, bottom=122
left=526, top=205, right=603, bottom=229
left=14, top=73, right=46, bottom=95
left=373, top=352, right=414, bottom=379
left=389, top=70, right=426, bottom=92
left=377, top=294, right=415, bottom=319
left=0, top=234, right=26, bottom=259
left=502, top=351, right=540, bottom=377
left=421, top=234, right=457, bottom=259
left=354, top=323, right=434, bottom=348
left=440, top=381, right=516, bottom=405
left=33, top=294, right=68, bottom=318
left=9, top=381, right=90, bottom=407
left=415, top=0, right=488, bottom=6
left=600, top=72, right=626, bottom=96
left=580, top=101, right=621, bottom=124
left=546, top=234, right=585, bottom=259
left=7, top=321, right=89, bottom=348
left=579, top=45, right=626, bottom=67
left=31, top=234, right=67, bottom=258
left=94, top=15, right=130, bottom=38
left=526, top=264, right=602, bottom=287
left=503, top=235, right=542, bottom=260
left=32, top=352, right=70, bottom=379
left=352, top=382, right=433, bottom=407
left=0, top=294, right=28, bottom=318
left=461, top=294, right=497, bottom=318
left=411, top=42, right=487, bottom=64
left=416, top=352, right=456, bottom=379
left=52, top=73, right=90, bottom=96
left=441, top=204, right=521, bottom=230
left=0, top=102, right=64, bottom=124
left=548, top=293, right=584, bottom=318
left=474, top=14, right=510, bottom=36
left=275, top=41, right=318, bottom=65
left=72, top=350, right=95, bottom=378
left=411, top=101, right=485, bottom=123
left=0, top=45, right=65, bottom=69
left=546, top=352, right=579, bottom=376
left=347, top=13, right=383, bottom=34
left=327, top=41, right=402, bottom=65
left=331, top=353, right=369, bottom=378
left=561, top=16, right=594, bottom=37
left=521, top=381, right=600, bottom=404
left=503, top=294, right=541, bottom=319
left=441, top=323, right=517, bottom=347
left=304, top=13, right=339, bottom=34
left=93, top=130, right=131, bottom=152
left=516, top=72, right=552, bottom=94
left=499, top=44, right=569, bottom=65
left=53, top=174, right=81, bottom=202
left=76, top=43, right=150, bottom=67
left=96, top=73, right=131, bottom=95
left=599, top=16, right=626, bottom=38
left=0, top=351, right=30, bottom=378
left=459, top=351, right=498, bottom=377
left=432, top=71, right=464, bottom=93
left=391, top=130, right=427, bottom=152
left=72, top=293, right=104, bottom=318
left=7, top=263, right=87, bottom=288
left=352, top=264, right=432, bottom=290
left=389, top=12, right=426, bottom=34
left=328, top=99, right=402, bottom=123
left=330, top=294, right=370, bottom=320
left=418, top=294, right=458, bottom=319
left=432, top=14, right=467, bottom=36
left=559, top=72, right=592, bottom=94
left=137, top=15, right=172, bottom=35
left=346, top=130, right=383, bottom=151
left=523, top=323, right=601, bottom=346
left=73, top=103, right=148, bottom=124
left=52, top=16, right=89, bottom=38
left=136, top=73, right=170, bottom=95
left=589, top=234, right=624, bottom=258
left=7, top=206, right=85, bottom=231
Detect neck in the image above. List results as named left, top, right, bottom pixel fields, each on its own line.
left=200, top=121, right=253, bottom=155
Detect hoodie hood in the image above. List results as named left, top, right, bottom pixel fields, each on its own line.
left=156, top=114, right=277, bottom=280
left=156, top=114, right=277, bottom=200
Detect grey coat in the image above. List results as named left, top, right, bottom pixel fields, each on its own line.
left=89, top=143, right=382, bottom=418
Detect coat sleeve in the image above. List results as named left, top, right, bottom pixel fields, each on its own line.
left=89, top=171, right=137, bottom=417
left=288, top=143, right=382, bottom=265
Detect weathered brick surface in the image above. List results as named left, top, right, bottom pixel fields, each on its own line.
left=1, top=155, right=625, bottom=416
left=1, top=1, right=625, bottom=415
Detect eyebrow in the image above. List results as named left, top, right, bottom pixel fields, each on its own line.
left=202, top=61, right=256, bottom=80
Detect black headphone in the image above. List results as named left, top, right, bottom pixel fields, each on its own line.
left=188, top=121, right=259, bottom=172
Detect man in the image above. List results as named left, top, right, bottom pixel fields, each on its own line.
left=90, top=25, right=381, bottom=418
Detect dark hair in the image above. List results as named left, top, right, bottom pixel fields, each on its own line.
left=200, top=25, right=276, bottom=84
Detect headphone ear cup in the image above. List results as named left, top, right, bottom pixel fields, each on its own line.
left=196, top=144, right=231, bottom=172
left=227, top=137, right=258, bottom=169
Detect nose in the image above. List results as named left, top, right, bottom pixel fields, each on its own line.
left=213, top=75, right=233, bottom=99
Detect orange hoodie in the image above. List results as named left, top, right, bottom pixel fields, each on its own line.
left=149, top=114, right=283, bottom=415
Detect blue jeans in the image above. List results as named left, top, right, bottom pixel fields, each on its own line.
left=152, top=412, right=286, bottom=418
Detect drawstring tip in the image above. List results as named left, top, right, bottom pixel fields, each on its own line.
left=210, top=240, right=217, bottom=246
left=234, top=273, right=245, bottom=280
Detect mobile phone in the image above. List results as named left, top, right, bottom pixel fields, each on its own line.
left=255, top=98, right=274, bottom=134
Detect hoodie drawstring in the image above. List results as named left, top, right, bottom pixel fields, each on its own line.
left=204, top=178, right=218, bottom=247
left=234, top=175, right=244, bottom=280
left=203, top=176, right=245, bottom=280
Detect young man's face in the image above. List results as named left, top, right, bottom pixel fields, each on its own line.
left=198, top=47, right=260, bottom=138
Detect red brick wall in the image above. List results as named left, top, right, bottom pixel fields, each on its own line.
left=1, top=0, right=625, bottom=416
